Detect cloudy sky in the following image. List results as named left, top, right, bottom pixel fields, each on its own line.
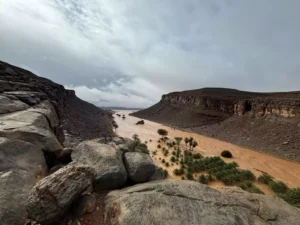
left=1, top=0, right=300, bottom=108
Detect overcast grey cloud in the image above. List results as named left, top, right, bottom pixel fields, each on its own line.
left=1, top=0, right=300, bottom=108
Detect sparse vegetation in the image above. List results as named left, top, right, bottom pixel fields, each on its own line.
left=268, top=181, right=288, bottom=194
left=157, top=129, right=168, bottom=138
left=199, top=174, right=208, bottom=184
left=157, top=144, right=161, bottom=148
left=173, top=168, right=184, bottom=176
left=280, top=188, right=300, bottom=208
left=258, top=173, right=273, bottom=184
left=240, top=181, right=264, bottom=194
left=136, top=120, right=145, bottom=125
left=221, top=150, right=233, bottom=158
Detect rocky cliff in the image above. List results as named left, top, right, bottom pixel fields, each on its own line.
left=132, top=88, right=300, bottom=161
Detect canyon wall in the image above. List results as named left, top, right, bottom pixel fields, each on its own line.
left=132, top=88, right=300, bottom=161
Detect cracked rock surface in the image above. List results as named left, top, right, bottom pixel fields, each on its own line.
left=105, top=180, right=300, bottom=225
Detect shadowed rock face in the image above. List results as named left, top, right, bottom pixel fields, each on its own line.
left=0, top=61, right=113, bottom=224
left=105, top=180, right=300, bottom=225
left=132, top=88, right=300, bottom=161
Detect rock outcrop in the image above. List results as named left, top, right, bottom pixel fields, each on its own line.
left=105, top=180, right=300, bottom=225
left=26, top=165, right=95, bottom=224
left=72, top=140, right=127, bottom=190
left=132, top=88, right=300, bottom=161
left=124, top=152, right=156, bottom=183
left=0, top=61, right=114, bottom=224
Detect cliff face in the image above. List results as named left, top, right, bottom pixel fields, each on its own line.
left=0, top=61, right=114, bottom=141
left=161, top=88, right=300, bottom=118
left=132, top=88, right=300, bottom=162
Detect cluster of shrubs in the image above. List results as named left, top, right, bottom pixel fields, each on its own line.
left=257, top=173, right=300, bottom=208
left=240, top=181, right=264, bottom=194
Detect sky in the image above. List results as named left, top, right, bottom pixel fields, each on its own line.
left=1, top=0, right=300, bottom=108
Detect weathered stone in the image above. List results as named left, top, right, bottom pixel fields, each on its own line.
left=112, top=137, right=124, bottom=145
left=0, top=95, right=29, bottom=114
left=26, top=165, right=95, bottom=225
left=72, top=141, right=127, bottom=190
left=124, top=152, right=156, bottom=183
left=105, top=180, right=300, bottom=225
left=71, top=194, right=96, bottom=216
left=0, top=169, right=36, bottom=225
left=0, top=137, right=48, bottom=178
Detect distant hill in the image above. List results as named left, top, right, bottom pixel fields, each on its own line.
left=132, top=87, right=300, bottom=162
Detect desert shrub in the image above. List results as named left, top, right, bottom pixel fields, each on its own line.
left=158, top=129, right=168, bottom=137
left=221, top=150, right=233, bottom=158
left=240, top=170, right=255, bottom=181
left=269, top=181, right=288, bottom=194
left=199, top=175, right=208, bottom=184
left=149, top=139, right=152, bottom=142
left=145, top=141, right=148, bottom=144
left=136, top=120, right=145, bottom=125
left=163, top=169, right=169, bottom=178
left=207, top=174, right=214, bottom=182
left=136, top=143, right=149, bottom=154
left=173, top=168, right=185, bottom=176
left=258, top=173, right=273, bottom=184
left=186, top=172, right=194, bottom=180
left=193, top=153, right=202, bottom=159
left=171, top=156, right=176, bottom=162
left=157, top=144, right=161, bottom=148
left=181, top=176, right=185, bottom=180
left=248, top=186, right=264, bottom=194
left=281, top=188, right=300, bottom=208
left=172, top=151, right=176, bottom=156
left=162, top=159, right=166, bottom=163
left=165, top=162, right=170, bottom=167
left=152, top=151, right=157, bottom=155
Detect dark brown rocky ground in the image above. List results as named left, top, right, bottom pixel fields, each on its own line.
left=132, top=88, right=300, bottom=162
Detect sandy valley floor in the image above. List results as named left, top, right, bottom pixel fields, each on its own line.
left=115, top=111, right=300, bottom=190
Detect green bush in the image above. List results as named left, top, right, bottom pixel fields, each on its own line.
left=193, top=153, right=202, bottom=159
left=163, top=169, right=169, bottom=178
left=173, top=168, right=184, bottom=176
left=258, top=173, right=273, bottom=184
left=170, top=156, right=176, bottom=162
left=136, top=143, right=149, bottom=154
left=157, top=144, right=161, bottom=148
left=186, top=172, right=194, bottom=180
left=221, top=150, right=233, bottom=158
left=162, top=159, right=165, bottom=163
left=199, top=175, right=208, bottom=184
left=269, top=181, right=288, bottom=194
left=281, top=188, right=300, bottom=208
left=165, top=162, right=170, bottom=167
left=152, top=151, right=157, bottom=155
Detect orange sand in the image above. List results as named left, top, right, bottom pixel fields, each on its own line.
left=115, top=110, right=300, bottom=189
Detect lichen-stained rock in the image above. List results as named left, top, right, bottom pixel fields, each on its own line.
left=0, top=137, right=48, bottom=178
left=72, top=140, right=127, bottom=190
left=124, top=152, right=156, bottom=183
left=105, top=180, right=300, bottom=225
left=26, top=165, right=95, bottom=225
left=0, top=169, right=36, bottom=225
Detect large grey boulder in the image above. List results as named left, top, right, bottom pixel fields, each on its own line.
left=26, top=165, right=95, bottom=225
left=0, top=137, right=48, bottom=178
left=0, top=169, right=36, bottom=225
left=105, top=180, right=300, bottom=225
left=149, top=166, right=166, bottom=181
left=124, top=152, right=156, bottom=183
left=0, top=95, right=29, bottom=114
left=72, top=140, right=127, bottom=190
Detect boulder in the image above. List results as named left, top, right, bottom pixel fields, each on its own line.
left=0, top=137, right=48, bottom=178
left=0, top=95, right=29, bottom=114
left=105, top=180, right=300, bottom=225
left=124, top=152, right=156, bottom=183
left=71, top=194, right=96, bottom=216
left=72, top=141, right=127, bottom=190
left=0, top=169, right=36, bottom=225
left=26, top=165, right=95, bottom=225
